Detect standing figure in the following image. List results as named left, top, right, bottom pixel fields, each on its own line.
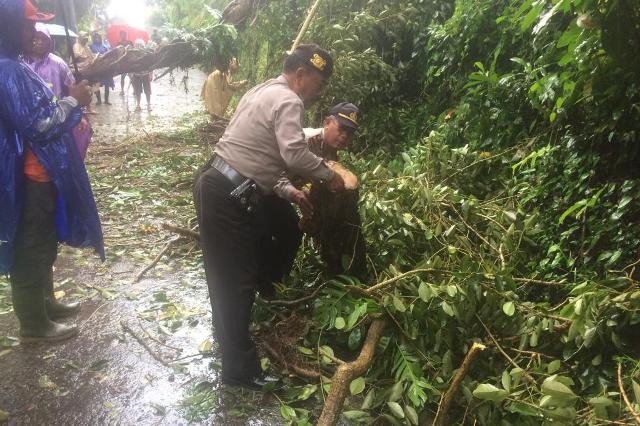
left=72, top=31, right=97, bottom=113
left=201, top=57, right=248, bottom=118
left=115, top=30, right=132, bottom=94
left=0, top=0, right=105, bottom=342
left=89, top=32, right=115, bottom=105
left=130, top=38, right=152, bottom=111
left=193, top=44, right=345, bottom=390
left=24, top=22, right=93, bottom=160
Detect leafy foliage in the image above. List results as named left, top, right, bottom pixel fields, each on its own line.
left=154, top=0, right=640, bottom=424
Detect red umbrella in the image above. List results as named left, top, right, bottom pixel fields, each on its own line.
left=106, top=24, right=149, bottom=48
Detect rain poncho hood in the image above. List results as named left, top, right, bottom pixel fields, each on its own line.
left=0, top=0, right=105, bottom=273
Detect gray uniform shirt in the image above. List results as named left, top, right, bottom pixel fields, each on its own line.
left=214, top=75, right=334, bottom=194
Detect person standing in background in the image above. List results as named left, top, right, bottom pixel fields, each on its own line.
left=116, top=30, right=132, bottom=94
left=89, top=32, right=114, bottom=105
left=24, top=22, right=93, bottom=160
left=201, top=57, right=248, bottom=118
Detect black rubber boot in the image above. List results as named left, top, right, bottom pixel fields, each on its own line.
left=95, top=91, right=102, bottom=105
left=44, top=270, right=80, bottom=320
left=11, top=283, right=78, bottom=343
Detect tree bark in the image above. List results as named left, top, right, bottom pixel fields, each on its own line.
left=317, top=319, right=386, bottom=426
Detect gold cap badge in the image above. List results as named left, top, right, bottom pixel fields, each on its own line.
left=338, top=112, right=359, bottom=125
left=310, top=53, right=327, bottom=71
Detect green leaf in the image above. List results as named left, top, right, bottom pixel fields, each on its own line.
left=297, top=384, right=318, bottom=401
left=501, top=370, right=511, bottom=392
left=392, top=296, right=406, bottom=312
left=502, top=301, right=515, bottom=316
left=280, top=404, right=297, bottom=420
left=507, top=401, right=539, bottom=416
left=387, top=401, right=405, bottom=419
left=404, top=405, right=419, bottom=425
left=343, top=410, right=369, bottom=421
left=472, top=383, right=509, bottom=402
left=388, top=381, right=404, bottom=402
left=632, top=380, right=640, bottom=405
left=418, top=282, right=433, bottom=302
left=547, top=360, right=561, bottom=374
left=441, top=301, right=454, bottom=317
left=588, top=397, right=613, bottom=407
left=334, top=317, right=346, bottom=330
left=297, top=346, right=313, bottom=355
left=541, top=379, right=577, bottom=401
left=350, top=377, right=366, bottom=395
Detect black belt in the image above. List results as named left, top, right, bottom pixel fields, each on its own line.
left=210, top=155, right=261, bottom=212
left=210, top=155, right=247, bottom=188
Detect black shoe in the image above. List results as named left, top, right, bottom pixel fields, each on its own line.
left=222, top=374, right=280, bottom=391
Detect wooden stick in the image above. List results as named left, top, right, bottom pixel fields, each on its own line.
left=289, top=0, right=323, bottom=53
left=317, top=319, right=386, bottom=426
left=162, top=223, right=200, bottom=241
left=618, top=362, right=640, bottom=424
left=433, top=342, right=486, bottom=426
left=133, top=236, right=180, bottom=283
left=476, top=315, right=536, bottom=385
left=121, top=321, right=169, bottom=367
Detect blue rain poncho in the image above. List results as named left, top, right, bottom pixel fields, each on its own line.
left=0, top=0, right=104, bottom=273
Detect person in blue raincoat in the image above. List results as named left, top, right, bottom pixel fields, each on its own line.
left=0, top=0, right=105, bottom=342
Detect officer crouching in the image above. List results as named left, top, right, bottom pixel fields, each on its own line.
left=193, top=44, right=345, bottom=390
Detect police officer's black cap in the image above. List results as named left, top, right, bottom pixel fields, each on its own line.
left=289, top=45, right=334, bottom=79
left=329, top=102, right=361, bottom=130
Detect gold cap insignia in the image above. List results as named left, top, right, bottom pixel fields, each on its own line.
left=310, top=53, right=327, bottom=71
left=338, top=112, right=358, bottom=125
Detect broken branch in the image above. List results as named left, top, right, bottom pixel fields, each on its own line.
left=162, top=223, right=200, bottom=241
left=317, top=319, right=386, bottom=426
left=433, top=342, right=486, bottom=426
left=617, top=362, right=640, bottom=424
left=133, top=236, right=181, bottom=283
left=121, top=321, right=169, bottom=367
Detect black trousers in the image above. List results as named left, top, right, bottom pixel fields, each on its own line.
left=10, top=180, right=57, bottom=302
left=257, top=195, right=302, bottom=296
left=193, top=167, right=265, bottom=381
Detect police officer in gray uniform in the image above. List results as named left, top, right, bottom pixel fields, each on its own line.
left=193, top=44, right=345, bottom=390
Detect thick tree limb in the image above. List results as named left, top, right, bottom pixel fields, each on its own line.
left=433, top=342, right=486, bottom=426
left=317, top=319, right=386, bottom=426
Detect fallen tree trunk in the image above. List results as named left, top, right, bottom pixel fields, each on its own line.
left=77, top=42, right=199, bottom=83
left=302, top=161, right=367, bottom=278
left=317, top=319, right=386, bottom=426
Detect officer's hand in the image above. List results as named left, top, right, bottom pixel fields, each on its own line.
left=291, top=189, right=313, bottom=218
left=69, top=80, right=93, bottom=107
left=328, top=172, right=345, bottom=192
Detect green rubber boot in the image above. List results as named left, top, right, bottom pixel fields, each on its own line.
left=11, top=283, right=78, bottom=343
left=44, top=270, right=80, bottom=320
